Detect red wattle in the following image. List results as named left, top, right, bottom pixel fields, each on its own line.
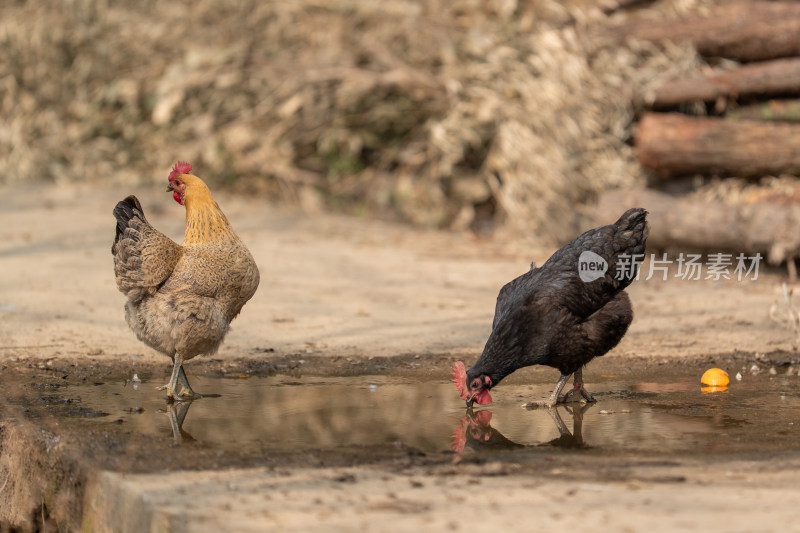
left=473, top=389, right=493, bottom=405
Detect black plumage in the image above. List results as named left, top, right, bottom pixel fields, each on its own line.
left=112, top=196, right=145, bottom=250
left=457, top=208, right=649, bottom=407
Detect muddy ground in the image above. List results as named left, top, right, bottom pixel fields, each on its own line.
left=2, top=183, right=800, bottom=531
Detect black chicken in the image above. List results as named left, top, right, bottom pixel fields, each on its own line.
left=450, top=403, right=593, bottom=454
left=452, top=208, right=649, bottom=408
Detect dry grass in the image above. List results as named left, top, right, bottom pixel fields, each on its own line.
left=0, top=0, right=710, bottom=242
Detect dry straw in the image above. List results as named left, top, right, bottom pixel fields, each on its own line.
left=0, top=0, right=709, bottom=243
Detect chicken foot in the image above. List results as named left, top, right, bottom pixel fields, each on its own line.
left=560, top=368, right=596, bottom=404
left=522, top=374, right=570, bottom=409
left=158, top=354, right=201, bottom=401
left=522, top=369, right=595, bottom=409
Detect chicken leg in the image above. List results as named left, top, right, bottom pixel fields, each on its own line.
left=561, top=367, right=596, bottom=404
left=521, top=373, right=570, bottom=409
left=158, top=354, right=201, bottom=400
left=522, top=368, right=597, bottom=409
left=164, top=400, right=195, bottom=444
left=545, top=373, right=571, bottom=408
left=523, top=369, right=594, bottom=409
left=544, top=402, right=592, bottom=448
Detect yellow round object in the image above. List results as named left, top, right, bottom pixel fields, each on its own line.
left=700, top=368, right=730, bottom=386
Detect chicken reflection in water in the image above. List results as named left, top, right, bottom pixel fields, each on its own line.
left=160, top=391, right=225, bottom=444
left=451, top=403, right=594, bottom=454
left=162, top=400, right=197, bottom=444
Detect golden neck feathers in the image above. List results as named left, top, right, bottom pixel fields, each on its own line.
left=179, top=175, right=236, bottom=245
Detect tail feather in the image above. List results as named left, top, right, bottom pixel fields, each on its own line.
left=610, top=208, right=649, bottom=282
left=112, top=196, right=147, bottom=251
left=613, top=207, right=649, bottom=255
left=614, top=207, right=648, bottom=230
left=111, top=195, right=182, bottom=301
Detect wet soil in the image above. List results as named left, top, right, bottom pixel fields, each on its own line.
left=2, top=354, right=800, bottom=531
left=11, top=358, right=800, bottom=458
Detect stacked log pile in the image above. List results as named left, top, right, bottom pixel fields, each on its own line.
left=600, top=1, right=800, bottom=269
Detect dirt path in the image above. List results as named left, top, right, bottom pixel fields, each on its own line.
left=1, top=183, right=794, bottom=366
left=1, top=183, right=799, bottom=531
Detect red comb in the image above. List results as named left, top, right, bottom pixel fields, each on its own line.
left=450, top=414, right=469, bottom=453
left=451, top=361, right=468, bottom=400
left=168, top=161, right=192, bottom=181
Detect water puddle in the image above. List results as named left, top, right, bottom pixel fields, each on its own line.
left=54, top=374, right=800, bottom=457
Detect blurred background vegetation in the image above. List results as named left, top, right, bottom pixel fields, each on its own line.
left=0, top=0, right=707, bottom=243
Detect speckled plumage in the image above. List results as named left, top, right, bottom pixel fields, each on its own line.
left=464, top=208, right=649, bottom=403
left=112, top=172, right=259, bottom=398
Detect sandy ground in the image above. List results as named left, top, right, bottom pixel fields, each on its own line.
left=1, top=182, right=794, bottom=365
left=2, top=183, right=800, bottom=531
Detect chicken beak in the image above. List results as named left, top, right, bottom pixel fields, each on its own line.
left=166, top=185, right=174, bottom=192
left=465, top=397, right=474, bottom=408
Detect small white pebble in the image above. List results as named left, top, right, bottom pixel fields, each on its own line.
left=369, top=384, right=377, bottom=392
left=786, top=367, right=796, bottom=376
left=599, top=410, right=613, bottom=415
left=735, top=372, right=743, bottom=381
left=132, top=373, right=141, bottom=382
left=749, top=364, right=760, bottom=375
left=769, top=367, right=778, bottom=375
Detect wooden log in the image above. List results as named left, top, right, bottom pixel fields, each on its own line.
left=729, top=99, right=800, bottom=123
left=635, top=113, right=800, bottom=178
left=594, top=188, right=800, bottom=264
left=607, top=2, right=800, bottom=62
left=651, top=58, right=800, bottom=108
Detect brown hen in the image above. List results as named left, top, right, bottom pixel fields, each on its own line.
left=112, top=161, right=260, bottom=400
